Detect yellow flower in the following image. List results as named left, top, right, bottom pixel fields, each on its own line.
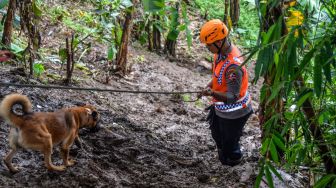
left=286, top=10, right=304, bottom=36
left=289, top=1, right=296, bottom=7
left=286, top=10, right=304, bottom=26
left=78, top=10, right=85, bottom=17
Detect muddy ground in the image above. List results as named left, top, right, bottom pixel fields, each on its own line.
left=0, top=1, right=306, bottom=187
left=0, top=43, right=262, bottom=187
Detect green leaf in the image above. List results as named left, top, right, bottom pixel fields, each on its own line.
left=265, top=165, right=275, bottom=188
left=107, top=45, right=117, bottom=61
left=287, top=38, right=297, bottom=80
left=142, top=0, right=165, bottom=13
left=269, top=140, right=279, bottom=163
left=259, top=85, right=267, bottom=103
left=272, top=134, right=286, bottom=152
left=178, top=24, right=187, bottom=31
left=314, top=174, right=336, bottom=188
left=332, top=178, right=336, bottom=188
left=167, top=30, right=179, bottom=41
left=255, top=47, right=270, bottom=80
left=10, top=43, right=24, bottom=54
left=296, top=147, right=306, bottom=165
left=263, top=24, right=276, bottom=44
left=288, top=147, right=299, bottom=164
left=322, top=59, right=332, bottom=84
left=321, top=46, right=332, bottom=84
left=261, top=138, right=270, bottom=155
left=297, top=47, right=316, bottom=78
left=267, top=161, right=284, bottom=182
left=0, top=0, right=8, bottom=9
left=318, top=110, right=329, bottom=124
left=313, top=56, right=322, bottom=97
left=182, top=94, right=190, bottom=102
left=254, top=161, right=265, bottom=188
left=58, top=48, right=67, bottom=62
left=295, top=88, right=313, bottom=108
left=266, top=81, right=284, bottom=104
left=181, top=2, right=192, bottom=48
left=32, top=0, right=42, bottom=17
left=33, top=63, right=45, bottom=76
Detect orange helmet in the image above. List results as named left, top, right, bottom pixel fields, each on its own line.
left=200, top=19, right=228, bottom=44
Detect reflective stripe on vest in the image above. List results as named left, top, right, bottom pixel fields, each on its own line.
left=214, top=91, right=251, bottom=112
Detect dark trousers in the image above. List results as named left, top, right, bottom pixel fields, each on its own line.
left=208, top=107, right=251, bottom=164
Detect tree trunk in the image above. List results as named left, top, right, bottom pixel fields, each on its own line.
left=64, top=34, right=75, bottom=85
left=153, top=15, right=161, bottom=52
left=230, top=0, right=240, bottom=26
left=223, top=0, right=229, bottom=26
left=2, top=0, right=16, bottom=47
left=259, top=5, right=285, bottom=137
left=164, top=3, right=179, bottom=57
left=116, top=1, right=135, bottom=75
left=18, top=0, right=41, bottom=76
left=146, top=20, right=153, bottom=51
left=164, top=40, right=176, bottom=57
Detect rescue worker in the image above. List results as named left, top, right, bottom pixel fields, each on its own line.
left=199, top=19, right=253, bottom=166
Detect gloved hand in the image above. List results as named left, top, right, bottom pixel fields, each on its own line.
left=198, top=87, right=213, bottom=98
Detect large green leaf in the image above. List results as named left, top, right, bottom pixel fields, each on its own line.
left=59, top=48, right=67, bottom=62
left=254, top=160, right=265, bottom=188
left=182, top=2, right=192, bottom=48
left=166, top=4, right=180, bottom=41
left=167, top=29, right=179, bottom=41
left=321, top=45, right=332, bottom=84
left=255, top=47, right=271, bottom=81
left=267, top=161, right=284, bottom=182
left=142, top=0, right=165, bottom=13
left=297, top=47, right=317, bottom=78
left=261, top=138, right=270, bottom=156
left=313, top=55, right=322, bottom=97
left=266, top=81, right=284, bottom=104
left=107, top=45, right=117, bottom=61
left=287, top=146, right=299, bottom=164
left=269, top=139, right=279, bottom=163
left=272, top=134, right=286, bottom=152
left=295, top=88, right=313, bottom=108
left=314, top=174, right=336, bottom=188
left=287, top=36, right=297, bottom=80
left=265, top=165, right=275, bottom=188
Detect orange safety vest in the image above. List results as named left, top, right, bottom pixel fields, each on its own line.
left=211, top=45, right=250, bottom=112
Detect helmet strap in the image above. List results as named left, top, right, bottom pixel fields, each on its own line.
left=214, top=38, right=226, bottom=55
left=213, top=39, right=226, bottom=54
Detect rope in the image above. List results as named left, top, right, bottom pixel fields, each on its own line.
left=0, top=82, right=201, bottom=95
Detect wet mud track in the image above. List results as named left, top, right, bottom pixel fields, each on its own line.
left=0, top=47, right=261, bottom=187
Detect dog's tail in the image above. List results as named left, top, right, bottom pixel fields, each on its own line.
left=0, top=93, right=32, bottom=128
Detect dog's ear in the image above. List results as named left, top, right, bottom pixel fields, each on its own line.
left=92, top=111, right=98, bottom=121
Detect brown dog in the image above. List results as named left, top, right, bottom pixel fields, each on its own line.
left=0, top=93, right=99, bottom=173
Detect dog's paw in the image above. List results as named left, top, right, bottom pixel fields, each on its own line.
left=9, top=167, right=20, bottom=174
left=66, top=159, right=76, bottom=166
left=50, top=165, right=66, bottom=171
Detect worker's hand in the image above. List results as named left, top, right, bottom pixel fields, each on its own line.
left=198, top=87, right=213, bottom=97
